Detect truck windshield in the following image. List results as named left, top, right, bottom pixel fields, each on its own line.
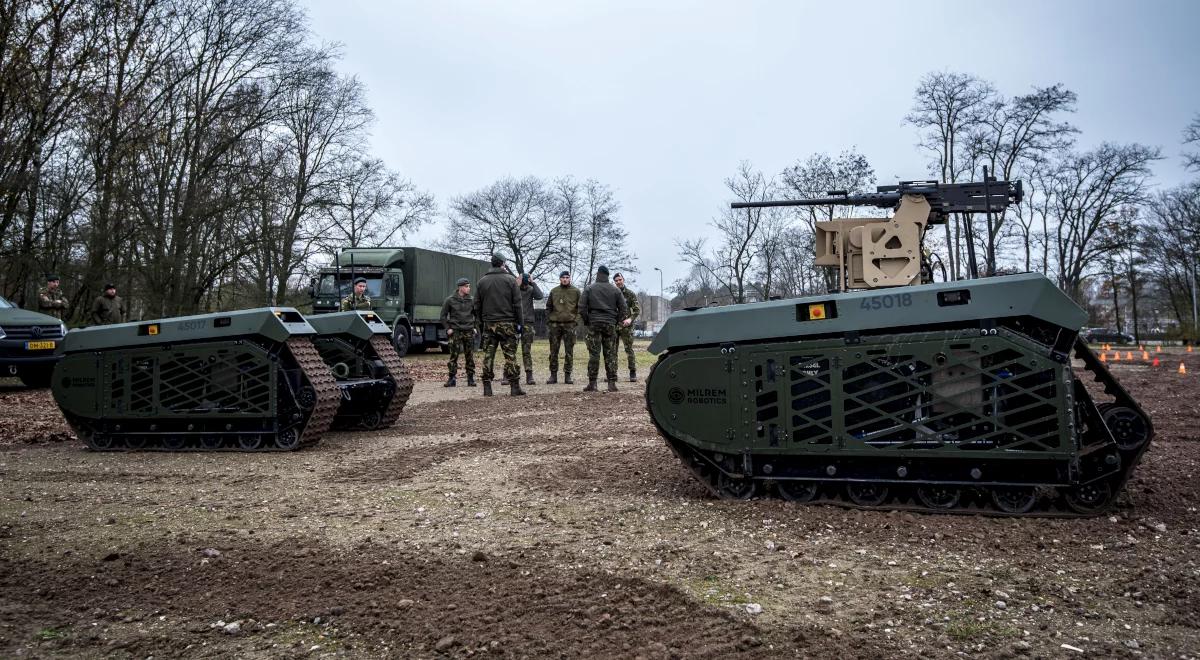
left=316, top=274, right=383, bottom=298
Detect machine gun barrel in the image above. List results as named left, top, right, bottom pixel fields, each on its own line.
left=732, top=193, right=901, bottom=210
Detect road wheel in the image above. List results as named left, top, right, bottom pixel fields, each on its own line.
left=392, top=325, right=410, bottom=357
left=916, top=485, right=962, bottom=510
left=716, top=473, right=756, bottom=500
left=846, top=483, right=889, bottom=507
left=777, top=480, right=819, bottom=503
left=990, top=486, right=1038, bottom=514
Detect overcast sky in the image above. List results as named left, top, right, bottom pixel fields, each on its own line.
left=300, top=0, right=1200, bottom=293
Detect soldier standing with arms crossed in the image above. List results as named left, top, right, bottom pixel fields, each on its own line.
left=613, top=272, right=640, bottom=382
left=37, top=275, right=69, bottom=321
left=340, top=277, right=372, bottom=311
left=517, top=273, right=543, bottom=386
left=579, top=265, right=628, bottom=392
left=440, top=278, right=477, bottom=388
left=545, top=271, right=580, bottom=384
left=474, top=254, right=525, bottom=397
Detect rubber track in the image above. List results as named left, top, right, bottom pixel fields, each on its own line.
left=645, top=342, right=1154, bottom=518
left=370, top=335, right=414, bottom=428
left=286, top=337, right=340, bottom=447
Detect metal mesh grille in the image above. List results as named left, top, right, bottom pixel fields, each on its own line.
left=157, top=349, right=272, bottom=413
left=789, top=356, right=834, bottom=445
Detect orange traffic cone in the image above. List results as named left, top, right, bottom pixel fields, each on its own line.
left=1179, top=362, right=1187, bottom=375
left=1156, top=345, right=1162, bottom=353
left=1189, top=346, right=1194, bottom=354
left=1113, top=351, right=1121, bottom=361
left=1152, top=357, right=1160, bottom=367
left=1099, top=352, right=1108, bottom=363
left=1125, top=351, right=1134, bottom=360
left=1142, top=351, right=1149, bottom=361
left=1104, top=343, right=1112, bottom=351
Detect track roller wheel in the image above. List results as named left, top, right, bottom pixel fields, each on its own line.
left=777, top=480, right=819, bottom=503
left=275, top=429, right=299, bottom=450
left=359, top=410, right=383, bottom=431
left=916, top=485, right=962, bottom=510
left=989, top=486, right=1038, bottom=514
left=163, top=436, right=187, bottom=450
left=87, top=434, right=114, bottom=451
left=1064, top=481, right=1113, bottom=514
left=846, top=483, right=889, bottom=507
left=239, top=434, right=264, bottom=450
left=200, top=435, right=223, bottom=450
left=716, top=473, right=756, bottom=500
left=1100, top=406, right=1151, bottom=451
left=124, top=436, right=146, bottom=450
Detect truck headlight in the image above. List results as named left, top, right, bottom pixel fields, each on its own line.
left=0, top=326, right=6, bottom=339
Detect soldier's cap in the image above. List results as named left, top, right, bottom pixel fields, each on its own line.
left=46, top=274, right=60, bottom=282
left=596, top=265, right=609, bottom=276
left=103, top=283, right=116, bottom=290
left=559, top=270, right=570, bottom=278
left=490, top=253, right=507, bottom=267
left=353, top=277, right=367, bottom=285
left=455, top=277, right=470, bottom=286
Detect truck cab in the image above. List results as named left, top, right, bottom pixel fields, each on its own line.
left=310, top=247, right=491, bottom=356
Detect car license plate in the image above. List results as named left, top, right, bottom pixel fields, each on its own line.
left=25, top=340, right=56, bottom=350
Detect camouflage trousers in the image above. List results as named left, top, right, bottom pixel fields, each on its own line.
left=617, top=326, right=636, bottom=371
left=481, top=322, right=520, bottom=382
left=547, top=322, right=576, bottom=374
left=586, top=321, right=619, bottom=382
left=446, top=329, right=475, bottom=378
left=520, top=328, right=535, bottom=374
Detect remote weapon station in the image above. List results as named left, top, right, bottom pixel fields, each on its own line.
left=645, top=179, right=1152, bottom=515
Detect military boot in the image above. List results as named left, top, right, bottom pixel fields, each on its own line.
left=629, top=368, right=637, bottom=383
left=467, top=374, right=477, bottom=387
left=525, top=371, right=535, bottom=386
left=607, top=380, right=619, bottom=393
left=583, top=379, right=598, bottom=392
left=510, top=381, right=526, bottom=396
left=483, top=381, right=493, bottom=397
left=564, top=371, right=574, bottom=385
left=444, top=375, right=457, bottom=387
left=545, top=371, right=558, bottom=385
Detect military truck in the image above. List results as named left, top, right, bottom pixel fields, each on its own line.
left=310, top=247, right=491, bottom=356
left=0, top=293, right=66, bottom=388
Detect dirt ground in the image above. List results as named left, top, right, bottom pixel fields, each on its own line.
left=1, top=347, right=1198, bottom=658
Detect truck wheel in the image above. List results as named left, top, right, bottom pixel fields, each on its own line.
left=18, top=366, right=53, bottom=389
left=392, top=326, right=410, bottom=357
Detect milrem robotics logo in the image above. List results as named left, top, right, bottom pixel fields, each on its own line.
left=667, top=386, right=728, bottom=405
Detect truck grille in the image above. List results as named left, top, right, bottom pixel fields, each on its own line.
left=1, top=325, right=64, bottom=340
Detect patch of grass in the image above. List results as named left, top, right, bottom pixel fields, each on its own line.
left=34, top=627, right=68, bottom=641
left=406, top=338, right=661, bottom=370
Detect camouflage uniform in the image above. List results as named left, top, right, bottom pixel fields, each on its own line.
left=37, top=286, right=69, bottom=321
left=440, top=291, right=476, bottom=379
left=481, top=322, right=520, bottom=382
left=585, top=322, right=620, bottom=382
left=617, top=286, right=640, bottom=372
left=340, top=293, right=372, bottom=311
left=518, top=280, right=543, bottom=380
left=546, top=282, right=581, bottom=379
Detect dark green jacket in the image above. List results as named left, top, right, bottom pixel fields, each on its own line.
left=519, top=281, right=544, bottom=324
left=91, top=294, right=126, bottom=325
left=440, top=292, right=476, bottom=331
left=580, top=273, right=628, bottom=325
left=474, top=267, right=523, bottom=325
left=546, top=284, right=580, bottom=324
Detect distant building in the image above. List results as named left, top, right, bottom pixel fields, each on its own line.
left=637, top=293, right=672, bottom=326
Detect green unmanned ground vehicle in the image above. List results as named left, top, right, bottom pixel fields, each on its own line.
left=51, top=308, right=410, bottom=452
left=645, top=179, right=1152, bottom=516
left=306, top=310, right=413, bottom=430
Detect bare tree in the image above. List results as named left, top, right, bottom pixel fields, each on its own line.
left=576, top=179, right=633, bottom=285
left=1050, top=143, right=1160, bottom=299
left=444, top=176, right=566, bottom=280
left=905, top=72, right=996, bottom=279
left=1185, top=113, right=1200, bottom=172
left=320, top=157, right=433, bottom=250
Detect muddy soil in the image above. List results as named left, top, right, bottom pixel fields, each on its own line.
left=0, top=352, right=1197, bottom=658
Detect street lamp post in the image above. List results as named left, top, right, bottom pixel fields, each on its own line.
left=653, top=267, right=664, bottom=322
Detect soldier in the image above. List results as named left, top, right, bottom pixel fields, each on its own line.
left=91, top=283, right=126, bottom=325
left=340, top=277, right=372, bottom=311
left=613, top=272, right=641, bottom=382
left=37, top=275, right=69, bottom=321
left=474, top=254, right=525, bottom=397
left=545, top=270, right=580, bottom=384
left=517, top=273, right=544, bottom=386
left=440, top=278, right=477, bottom=387
left=579, top=265, right=628, bottom=392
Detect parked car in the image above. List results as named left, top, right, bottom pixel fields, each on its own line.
left=1083, top=328, right=1135, bottom=345
left=0, top=294, right=66, bottom=388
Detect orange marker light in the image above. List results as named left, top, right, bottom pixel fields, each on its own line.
left=148, top=324, right=159, bottom=336
left=808, top=303, right=827, bottom=320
